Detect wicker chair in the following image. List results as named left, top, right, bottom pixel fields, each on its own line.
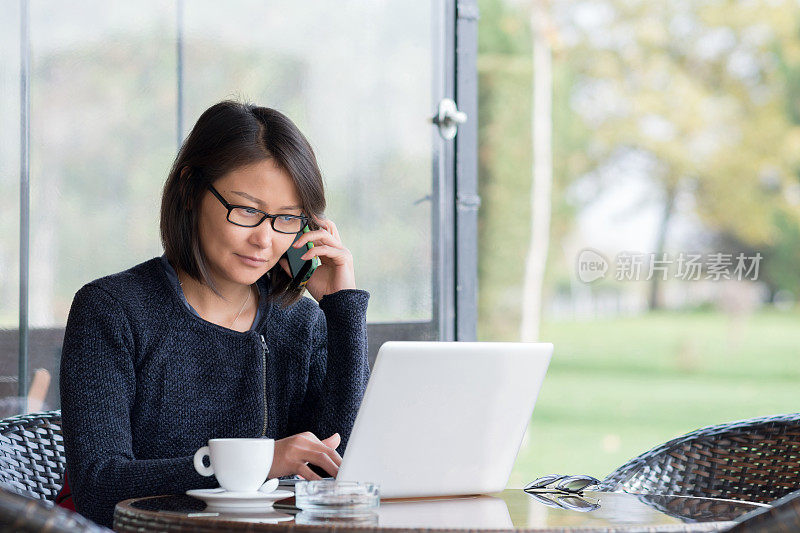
left=0, top=410, right=65, bottom=500
left=0, top=482, right=109, bottom=533
left=600, top=413, right=800, bottom=504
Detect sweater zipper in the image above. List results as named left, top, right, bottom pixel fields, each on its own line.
left=260, top=334, right=269, bottom=436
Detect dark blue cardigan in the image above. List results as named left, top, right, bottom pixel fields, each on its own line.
left=59, top=257, right=370, bottom=527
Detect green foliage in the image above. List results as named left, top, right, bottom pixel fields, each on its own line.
left=478, top=0, right=800, bottom=325
left=477, top=0, right=592, bottom=340
left=762, top=211, right=800, bottom=296
left=477, top=56, right=533, bottom=340
left=477, top=0, right=531, bottom=56
left=561, top=0, right=800, bottom=293
left=476, top=1, right=800, bottom=482
left=508, top=310, right=800, bottom=483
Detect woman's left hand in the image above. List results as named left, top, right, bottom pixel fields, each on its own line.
left=279, top=217, right=356, bottom=301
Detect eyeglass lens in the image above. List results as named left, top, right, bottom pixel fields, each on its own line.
left=525, top=474, right=567, bottom=491
left=228, top=208, right=304, bottom=233
left=557, top=476, right=599, bottom=492
left=524, top=474, right=600, bottom=493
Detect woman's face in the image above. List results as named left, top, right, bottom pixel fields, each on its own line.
left=197, top=158, right=303, bottom=288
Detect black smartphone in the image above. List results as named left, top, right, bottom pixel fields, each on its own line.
left=272, top=495, right=300, bottom=513
left=284, top=225, right=320, bottom=288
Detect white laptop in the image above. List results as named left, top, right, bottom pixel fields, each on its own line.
left=337, top=341, right=553, bottom=498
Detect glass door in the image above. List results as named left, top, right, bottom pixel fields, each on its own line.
left=176, top=0, right=455, bottom=364
left=0, top=0, right=474, bottom=410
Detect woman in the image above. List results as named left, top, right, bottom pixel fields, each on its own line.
left=58, top=101, right=370, bottom=527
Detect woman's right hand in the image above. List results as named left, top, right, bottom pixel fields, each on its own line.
left=268, top=432, right=342, bottom=480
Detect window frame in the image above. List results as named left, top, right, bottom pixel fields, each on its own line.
left=11, top=0, right=480, bottom=398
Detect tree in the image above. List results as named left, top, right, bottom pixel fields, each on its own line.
left=557, top=0, right=800, bottom=307
left=520, top=0, right=554, bottom=342
left=477, top=0, right=593, bottom=340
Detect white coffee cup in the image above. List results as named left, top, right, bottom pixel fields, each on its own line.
left=193, top=438, right=275, bottom=492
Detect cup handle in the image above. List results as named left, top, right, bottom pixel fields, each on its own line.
left=193, top=446, right=214, bottom=477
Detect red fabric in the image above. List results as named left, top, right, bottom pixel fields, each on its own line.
left=55, top=472, right=76, bottom=512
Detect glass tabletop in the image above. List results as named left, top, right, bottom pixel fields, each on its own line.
left=115, top=489, right=768, bottom=532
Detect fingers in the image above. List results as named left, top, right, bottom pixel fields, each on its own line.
left=299, top=245, right=352, bottom=264
left=290, top=447, right=339, bottom=478
left=316, top=218, right=340, bottom=240
left=312, top=216, right=334, bottom=231
left=272, top=433, right=344, bottom=479
left=327, top=446, right=343, bottom=468
left=292, top=229, right=338, bottom=249
left=308, top=448, right=341, bottom=476
left=326, top=435, right=343, bottom=466
left=298, top=432, right=325, bottom=447
left=297, top=463, right=323, bottom=481
left=321, top=432, right=341, bottom=449
left=292, top=218, right=341, bottom=249
left=297, top=432, right=342, bottom=470
left=312, top=435, right=343, bottom=467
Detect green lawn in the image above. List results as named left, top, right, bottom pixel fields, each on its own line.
left=506, top=309, right=800, bottom=487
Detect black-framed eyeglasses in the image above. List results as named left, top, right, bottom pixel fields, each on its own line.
left=523, top=474, right=600, bottom=495
left=208, top=185, right=308, bottom=234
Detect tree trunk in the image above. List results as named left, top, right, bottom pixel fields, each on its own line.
left=520, top=0, right=553, bottom=342
left=648, top=186, right=676, bottom=310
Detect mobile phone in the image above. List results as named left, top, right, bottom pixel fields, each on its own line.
left=284, top=225, right=320, bottom=288
left=277, top=471, right=334, bottom=488
left=273, top=495, right=300, bottom=513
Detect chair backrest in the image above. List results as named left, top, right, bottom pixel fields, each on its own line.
left=0, top=410, right=65, bottom=500
left=601, top=413, right=800, bottom=503
left=726, top=488, right=800, bottom=532
left=0, top=483, right=109, bottom=533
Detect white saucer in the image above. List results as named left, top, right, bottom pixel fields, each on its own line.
left=186, top=488, right=293, bottom=510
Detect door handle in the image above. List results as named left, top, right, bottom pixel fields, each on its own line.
left=432, top=98, right=467, bottom=140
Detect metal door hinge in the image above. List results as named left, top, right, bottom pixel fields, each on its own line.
left=457, top=193, right=481, bottom=211
left=433, top=98, right=468, bottom=140
left=457, top=3, right=480, bottom=21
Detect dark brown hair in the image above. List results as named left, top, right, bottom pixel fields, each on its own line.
left=160, top=100, right=325, bottom=307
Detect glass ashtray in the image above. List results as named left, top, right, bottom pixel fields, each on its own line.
left=295, top=481, right=380, bottom=515
left=295, top=510, right=379, bottom=526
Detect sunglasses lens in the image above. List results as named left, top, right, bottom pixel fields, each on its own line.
left=558, top=495, right=601, bottom=512
left=558, top=476, right=599, bottom=492
left=524, top=474, right=566, bottom=491
left=524, top=492, right=562, bottom=509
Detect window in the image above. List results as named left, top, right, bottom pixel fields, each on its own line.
left=0, top=0, right=478, bottom=413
